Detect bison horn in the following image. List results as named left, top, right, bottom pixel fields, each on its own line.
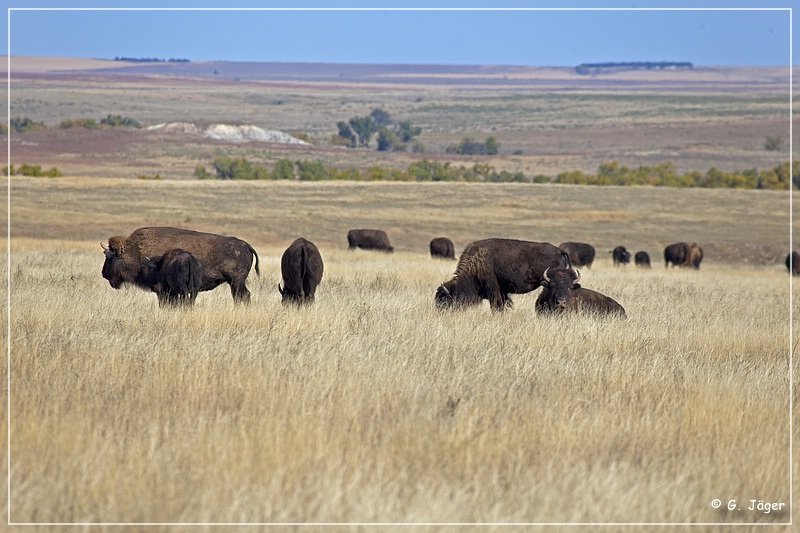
left=439, top=283, right=450, bottom=296
left=277, top=283, right=284, bottom=296
left=543, top=267, right=551, bottom=283
left=574, top=269, right=581, bottom=284
left=100, top=241, right=107, bottom=251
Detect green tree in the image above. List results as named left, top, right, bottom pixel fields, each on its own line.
left=272, top=159, right=295, bottom=180
left=349, top=116, right=376, bottom=147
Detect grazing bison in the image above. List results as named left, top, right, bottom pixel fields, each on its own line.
left=664, top=242, right=689, bottom=268
left=559, top=242, right=595, bottom=268
left=435, top=238, right=571, bottom=312
left=787, top=251, right=800, bottom=276
left=279, top=238, right=324, bottom=304
left=634, top=251, right=651, bottom=268
left=610, top=245, right=631, bottom=266
left=102, top=226, right=259, bottom=303
left=430, top=237, right=456, bottom=259
left=686, top=242, right=704, bottom=269
left=347, top=229, right=394, bottom=253
left=143, top=249, right=204, bottom=307
left=535, top=266, right=626, bottom=318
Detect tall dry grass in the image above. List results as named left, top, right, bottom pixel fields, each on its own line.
left=5, top=237, right=793, bottom=526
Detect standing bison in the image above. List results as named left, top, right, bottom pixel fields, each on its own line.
left=435, top=238, right=572, bottom=311
left=664, top=242, right=688, bottom=268
left=430, top=237, right=456, bottom=259
left=279, top=237, right=324, bottom=304
left=610, top=245, right=631, bottom=266
left=102, top=226, right=259, bottom=303
left=535, top=266, right=626, bottom=317
left=559, top=242, right=595, bottom=268
left=634, top=251, right=651, bottom=268
left=787, top=251, right=800, bottom=276
left=664, top=242, right=703, bottom=269
left=347, top=229, right=394, bottom=252
left=143, top=249, right=204, bottom=307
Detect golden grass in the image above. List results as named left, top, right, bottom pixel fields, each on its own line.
left=5, top=243, right=793, bottom=525
left=2, top=178, right=795, bottom=527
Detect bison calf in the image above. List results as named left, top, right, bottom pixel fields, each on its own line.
left=535, top=267, right=626, bottom=318
left=279, top=238, right=324, bottom=304
left=634, top=251, right=651, bottom=268
left=143, top=249, right=204, bottom=307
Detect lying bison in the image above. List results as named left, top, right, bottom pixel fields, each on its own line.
left=347, top=229, right=394, bottom=253
left=535, top=266, right=626, bottom=318
left=435, top=238, right=571, bottom=312
left=279, top=238, right=324, bottom=304
left=610, top=245, right=631, bottom=266
left=787, top=251, right=800, bottom=276
left=559, top=242, right=595, bottom=268
left=634, top=251, right=651, bottom=268
left=102, top=226, right=259, bottom=303
left=430, top=237, right=456, bottom=259
left=143, top=249, right=204, bottom=307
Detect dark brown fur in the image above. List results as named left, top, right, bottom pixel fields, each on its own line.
left=634, top=251, right=651, bottom=268
left=435, top=238, right=571, bottom=311
left=102, top=226, right=259, bottom=303
left=145, top=249, right=204, bottom=307
left=535, top=266, right=626, bottom=317
left=787, top=251, right=800, bottom=276
left=279, top=238, right=324, bottom=304
left=664, top=242, right=689, bottom=268
left=347, top=229, right=394, bottom=252
left=686, top=242, right=703, bottom=269
left=559, top=242, right=595, bottom=268
left=610, top=245, right=631, bottom=266
left=430, top=237, right=456, bottom=259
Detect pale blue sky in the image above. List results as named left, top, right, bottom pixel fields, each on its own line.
left=2, top=1, right=795, bottom=67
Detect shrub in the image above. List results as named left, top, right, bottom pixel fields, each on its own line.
left=5, top=163, right=63, bottom=177
left=100, top=114, right=141, bottom=128
left=10, top=117, right=46, bottom=133
left=59, top=118, right=99, bottom=129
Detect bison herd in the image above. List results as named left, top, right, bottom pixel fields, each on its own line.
left=101, top=226, right=795, bottom=317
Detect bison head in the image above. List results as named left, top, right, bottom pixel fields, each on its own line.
left=101, top=237, right=143, bottom=289
left=541, top=267, right=581, bottom=310
left=434, top=278, right=482, bottom=309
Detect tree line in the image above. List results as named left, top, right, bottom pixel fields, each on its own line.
left=195, top=157, right=797, bottom=190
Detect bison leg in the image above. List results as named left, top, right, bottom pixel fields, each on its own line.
left=230, top=281, right=251, bottom=304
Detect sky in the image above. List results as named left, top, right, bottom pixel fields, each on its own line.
left=1, top=1, right=796, bottom=67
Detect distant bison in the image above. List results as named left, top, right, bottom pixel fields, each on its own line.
left=347, top=229, right=394, bottom=253
left=430, top=237, right=456, bottom=259
left=559, top=242, right=595, bottom=268
left=610, top=245, right=631, bottom=266
left=143, top=249, right=204, bottom=307
left=535, top=266, right=626, bottom=318
left=664, top=242, right=688, bottom=268
left=279, top=237, right=324, bottom=304
left=435, top=238, right=572, bottom=312
left=686, top=242, right=703, bottom=269
left=102, top=226, right=259, bottom=303
left=787, top=251, right=800, bottom=276
left=664, top=241, right=703, bottom=269
left=634, top=251, right=651, bottom=268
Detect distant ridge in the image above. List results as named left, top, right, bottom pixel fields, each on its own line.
left=575, top=61, right=693, bottom=75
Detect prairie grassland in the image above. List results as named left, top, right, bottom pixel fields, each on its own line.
left=3, top=177, right=796, bottom=528
left=5, top=238, right=793, bottom=526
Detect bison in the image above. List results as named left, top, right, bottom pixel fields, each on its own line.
left=347, top=229, right=394, bottom=253
left=634, top=251, right=651, bottom=268
left=435, top=238, right=572, bottom=312
left=610, top=245, right=631, bottom=266
left=787, top=251, right=800, bottom=276
left=686, top=242, right=703, bottom=269
left=279, top=238, right=324, bottom=304
left=535, top=266, right=626, bottom=318
left=664, top=242, right=688, bottom=268
left=430, top=237, right=456, bottom=259
left=559, top=242, right=595, bottom=268
left=102, top=226, right=259, bottom=303
left=143, top=249, right=204, bottom=307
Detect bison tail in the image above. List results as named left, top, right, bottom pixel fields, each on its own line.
left=249, top=245, right=260, bottom=276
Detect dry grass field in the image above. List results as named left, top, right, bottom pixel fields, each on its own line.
left=3, top=176, right=796, bottom=528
